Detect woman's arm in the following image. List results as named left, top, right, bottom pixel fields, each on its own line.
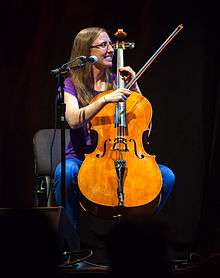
left=65, top=88, right=131, bottom=128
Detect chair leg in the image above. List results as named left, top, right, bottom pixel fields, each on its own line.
left=45, top=176, right=56, bottom=207
left=34, top=176, right=56, bottom=207
left=34, top=176, right=48, bottom=207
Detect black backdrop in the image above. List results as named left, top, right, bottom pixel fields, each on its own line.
left=1, top=0, right=220, bottom=253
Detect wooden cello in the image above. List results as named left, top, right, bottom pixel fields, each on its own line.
left=78, top=25, right=183, bottom=218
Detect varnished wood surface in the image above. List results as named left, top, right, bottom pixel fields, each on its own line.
left=78, top=91, right=162, bottom=212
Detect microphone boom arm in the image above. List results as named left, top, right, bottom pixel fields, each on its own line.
left=50, top=55, right=98, bottom=76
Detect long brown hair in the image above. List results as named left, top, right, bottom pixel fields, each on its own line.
left=69, top=27, right=114, bottom=107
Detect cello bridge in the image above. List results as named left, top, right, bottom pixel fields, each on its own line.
left=111, top=137, right=129, bottom=152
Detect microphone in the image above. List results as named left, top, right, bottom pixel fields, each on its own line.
left=79, top=55, right=98, bottom=64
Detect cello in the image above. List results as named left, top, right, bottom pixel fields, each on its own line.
left=78, top=25, right=183, bottom=218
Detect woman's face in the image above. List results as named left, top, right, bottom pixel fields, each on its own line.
left=90, top=32, right=114, bottom=69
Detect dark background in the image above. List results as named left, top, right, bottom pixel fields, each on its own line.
left=1, top=0, right=219, bottom=255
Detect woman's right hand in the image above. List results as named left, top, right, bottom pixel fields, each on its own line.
left=101, top=88, right=131, bottom=103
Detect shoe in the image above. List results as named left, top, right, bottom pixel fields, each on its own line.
left=59, top=249, right=93, bottom=266
left=70, top=260, right=111, bottom=272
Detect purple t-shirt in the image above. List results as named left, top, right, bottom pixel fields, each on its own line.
left=64, top=77, right=99, bottom=160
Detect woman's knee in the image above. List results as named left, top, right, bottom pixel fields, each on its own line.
left=55, top=159, right=80, bottom=179
left=158, top=164, right=175, bottom=192
left=66, top=159, right=81, bottom=178
left=54, top=159, right=81, bottom=192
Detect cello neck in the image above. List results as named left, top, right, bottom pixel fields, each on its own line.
left=116, top=47, right=125, bottom=89
left=114, top=29, right=128, bottom=130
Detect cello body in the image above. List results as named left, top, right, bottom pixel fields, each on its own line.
left=78, top=90, right=162, bottom=218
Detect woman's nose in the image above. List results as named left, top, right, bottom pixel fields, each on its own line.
left=107, top=44, right=114, bottom=53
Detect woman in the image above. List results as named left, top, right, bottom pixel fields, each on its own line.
left=54, top=27, right=175, bottom=233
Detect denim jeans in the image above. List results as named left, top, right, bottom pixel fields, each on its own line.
left=54, top=158, right=175, bottom=231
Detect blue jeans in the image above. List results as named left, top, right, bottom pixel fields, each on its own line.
left=54, top=158, right=175, bottom=230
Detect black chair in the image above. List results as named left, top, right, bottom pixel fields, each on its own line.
left=33, top=128, right=70, bottom=206
left=32, top=128, right=106, bottom=267
left=33, top=128, right=83, bottom=253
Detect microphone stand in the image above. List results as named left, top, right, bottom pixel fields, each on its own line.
left=50, top=58, right=85, bottom=207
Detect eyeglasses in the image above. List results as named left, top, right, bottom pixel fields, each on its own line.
left=90, top=41, right=113, bottom=49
